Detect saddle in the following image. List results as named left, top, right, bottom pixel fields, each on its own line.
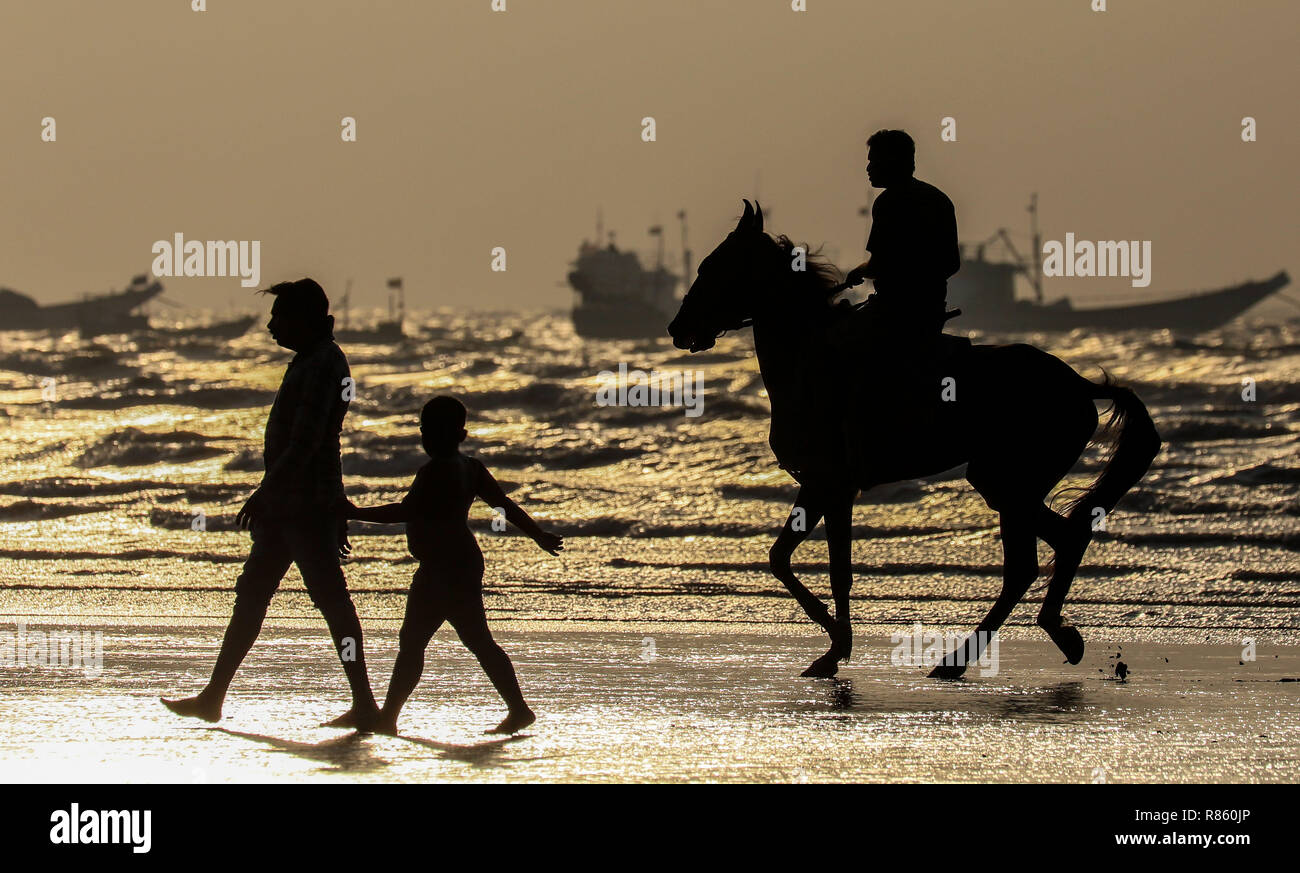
left=824, top=300, right=972, bottom=476
left=825, top=298, right=970, bottom=364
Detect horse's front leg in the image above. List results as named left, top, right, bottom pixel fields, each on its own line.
left=801, top=485, right=858, bottom=678
left=769, top=485, right=831, bottom=632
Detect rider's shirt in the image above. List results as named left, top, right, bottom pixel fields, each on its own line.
left=866, top=177, right=960, bottom=317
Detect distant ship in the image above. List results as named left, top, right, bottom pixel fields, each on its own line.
left=569, top=210, right=688, bottom=339
left=940, top=195, right=1290, bottom=333
left=0, top=274, right=163, bottom=333
left=334, top=278, right=406, bottom=343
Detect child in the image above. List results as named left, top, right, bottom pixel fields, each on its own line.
left=346, top=396, right=563, bottom=735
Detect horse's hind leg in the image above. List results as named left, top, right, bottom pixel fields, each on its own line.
left=930, top=511, right=1037, bottom=679
left=769, top=486, right=833, bottom=631
left=1034, top=505, right=1088, bottom=664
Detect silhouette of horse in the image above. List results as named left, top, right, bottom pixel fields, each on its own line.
left=668, top=201, right=1160, bottom=678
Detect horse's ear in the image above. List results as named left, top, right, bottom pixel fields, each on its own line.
left=754, top=201, right=764, bottom=233
left=738, top=199, right=754, bottom=232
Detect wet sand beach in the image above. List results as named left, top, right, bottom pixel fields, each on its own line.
left=1, top=621, right=1296, bottom=783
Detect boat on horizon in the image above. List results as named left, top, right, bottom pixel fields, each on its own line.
left=569, top=210, right=687, bottom=339
left=0, top=274, right=164, bottom=333
left=940, top=195, right=1290, bottom=333
left=333, top=278, right=406, bottom=343
left=146, top=313, right=259, bottom=340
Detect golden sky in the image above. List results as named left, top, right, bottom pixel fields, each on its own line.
left=2, top=0, right=1295, bottom=313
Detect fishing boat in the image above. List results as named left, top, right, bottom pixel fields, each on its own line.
left=0, top=274, right=163, bottom=333
left=148, top=313, right=258, bottom=340
left=334, top=278, right=405, bottom=343
left=569, top=210, right=688, bottom=339
left=938, top=195, right=1289, bottom=332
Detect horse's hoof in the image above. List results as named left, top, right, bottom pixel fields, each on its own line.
left=801, top=652, right=840, bottom=678
left=928, top=663, right=967, bottom=680
left=1038, top=618, right=1085, bottom=665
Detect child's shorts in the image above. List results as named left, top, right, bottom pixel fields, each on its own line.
left=403, top=564, right=489, bottom=635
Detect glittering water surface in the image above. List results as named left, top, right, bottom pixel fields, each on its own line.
left=0, top=311, right=1298, bottom=781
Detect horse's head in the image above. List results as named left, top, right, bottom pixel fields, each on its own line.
left=668, top=199, right=776, bottom=352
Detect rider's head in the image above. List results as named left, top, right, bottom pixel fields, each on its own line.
left=866, top=129, right=915, bottom=189
left=420, top=395, right=468, bottom=456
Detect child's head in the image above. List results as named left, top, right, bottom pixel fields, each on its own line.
left=420, top=396, right=468, bottom=456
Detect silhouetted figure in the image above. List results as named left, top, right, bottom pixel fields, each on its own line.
left=669, top=201, right=1160, bottom=679
left=846, top=129, right=960, bottom=324
left=346, top=396, right=563, bottom=735
left=841, top=129, right=962, bottom=467
left=162, top=279, right=379, bottom=728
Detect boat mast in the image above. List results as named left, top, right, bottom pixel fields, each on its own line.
left=390, top=278, right=405, bottom=324
left=1028, top=193, right=1043, bottom=303
left=678, top=209, right=691, bottom=285
left=343, top=278, right=352, bottom=329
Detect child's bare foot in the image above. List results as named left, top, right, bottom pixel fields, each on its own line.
left=486, top=707, right=535, bottom=735
left=161, top=694, right=222, bottom=723
left=321, top=704, right=381, bottom=732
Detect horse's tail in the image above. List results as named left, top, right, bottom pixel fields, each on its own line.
left=1059, top=375, right=1161, bottom=524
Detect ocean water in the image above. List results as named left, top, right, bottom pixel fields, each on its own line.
left=0, top=310, right=1297, bottom=640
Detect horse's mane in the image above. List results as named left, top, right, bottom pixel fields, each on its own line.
left=769, top=235, right=846, bottom=308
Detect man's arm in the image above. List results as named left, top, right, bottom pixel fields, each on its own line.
left=942, top=200, right=961, bottom=279
left=848, top=195, right=890, bottom=285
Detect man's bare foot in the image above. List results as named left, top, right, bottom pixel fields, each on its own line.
left=486, top=707, right=535, bottom=735
left=161, top=694, right=222, bottom=723
left=321, top=704, right=381, bottom=732
left=373, top=712, right=399, bottom=736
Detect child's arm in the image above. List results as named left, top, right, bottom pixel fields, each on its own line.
left=344, top=499, right=409, bottom=524
left=473, top=461, right=563, bottom=555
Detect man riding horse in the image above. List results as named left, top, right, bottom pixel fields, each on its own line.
left=847, top=128, right=960, bottom=328
left=667, top=193, right=1159, bottom=679
left=840, top=129, right=962, bottom=467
